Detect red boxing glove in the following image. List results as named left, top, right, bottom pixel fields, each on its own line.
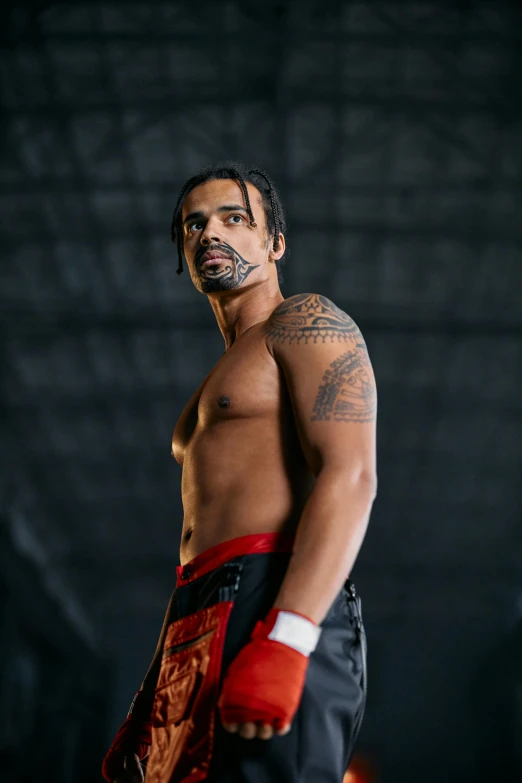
left=217, top=608, right=322, bottom=731
left=102, top=690, right=153, bottom=782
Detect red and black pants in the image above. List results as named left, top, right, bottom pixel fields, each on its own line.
left=145, top=534, right=366, bottom=783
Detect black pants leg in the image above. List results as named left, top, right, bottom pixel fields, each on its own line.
left=175, top=552, right=366, bottom=783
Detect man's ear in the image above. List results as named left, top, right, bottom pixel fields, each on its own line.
left=269, top=232, right=286, bottom=262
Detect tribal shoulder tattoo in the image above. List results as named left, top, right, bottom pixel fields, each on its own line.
left=264, top=293, right=358, bottom=344
left=265, top=294, right=377, bottom=423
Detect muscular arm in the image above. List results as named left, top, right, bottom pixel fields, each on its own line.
left=264, top=294, right=378, bottom=624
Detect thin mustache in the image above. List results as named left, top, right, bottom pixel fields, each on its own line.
left=196, top=244, right=234, bottom=267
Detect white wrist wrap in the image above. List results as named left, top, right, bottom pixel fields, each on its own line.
left=267, top=611, right=322, bottom=657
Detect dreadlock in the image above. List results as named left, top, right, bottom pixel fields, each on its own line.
left=170, top=162, right=287, bottom=284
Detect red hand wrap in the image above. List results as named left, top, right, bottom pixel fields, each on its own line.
left=217, top=608, right=317, bottom=731
left=101, top=691, right=153, bottom=782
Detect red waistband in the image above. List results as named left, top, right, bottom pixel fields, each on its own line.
left=176, top=532, right=295, bottom=586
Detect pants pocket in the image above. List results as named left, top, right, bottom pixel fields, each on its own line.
left=145, top=601, right=234, bottom=783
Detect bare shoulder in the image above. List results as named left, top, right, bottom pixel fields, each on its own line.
left=264, top=293, right=362, bottom=347
left=263, top=294, right=376, bottom=427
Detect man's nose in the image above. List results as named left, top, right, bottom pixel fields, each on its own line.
left=200, top=218, right=222, bottom=246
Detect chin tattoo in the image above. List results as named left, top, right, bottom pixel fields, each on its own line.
left=197, top=243, right=260, bottom=292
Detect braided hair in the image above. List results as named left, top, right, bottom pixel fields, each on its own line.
left=170, top=162, right=287, bottom=284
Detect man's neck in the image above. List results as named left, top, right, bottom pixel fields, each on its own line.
left=207, top=281, right=284, bottom=351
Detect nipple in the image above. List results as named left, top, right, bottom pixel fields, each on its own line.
left=218, top=396, right=231, bottom=408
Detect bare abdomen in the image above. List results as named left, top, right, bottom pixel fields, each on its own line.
left=179, top=418, right=313, bottom=564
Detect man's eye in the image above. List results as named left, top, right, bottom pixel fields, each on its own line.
left=228, top=215, right=243, bottom=224
left=189, top=221, right=203, bottom=231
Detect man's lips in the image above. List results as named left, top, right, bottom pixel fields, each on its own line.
left=199, top=251, right=231, bottom=268
left=201, top=257, right=228, bottom=267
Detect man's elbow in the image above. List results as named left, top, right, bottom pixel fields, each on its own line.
left=352, top=469, right=378, bottom=502
left=320, top=462, right=378, bottom=502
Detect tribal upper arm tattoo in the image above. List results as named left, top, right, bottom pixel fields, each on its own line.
left=311, top=348, right=376, bottom=423
left=265, top=294, right=377, bottom=423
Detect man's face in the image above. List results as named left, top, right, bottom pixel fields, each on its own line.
left=181, top=178, right=282, bottom=294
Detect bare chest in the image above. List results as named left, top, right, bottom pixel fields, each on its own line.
left=171, top=331, right=281, bottom=465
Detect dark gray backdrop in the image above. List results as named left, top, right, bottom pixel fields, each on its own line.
left=1, top=2, right=521, bottom=781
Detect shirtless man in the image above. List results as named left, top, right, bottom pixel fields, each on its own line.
left=102, top=163, right=377, bottom=783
